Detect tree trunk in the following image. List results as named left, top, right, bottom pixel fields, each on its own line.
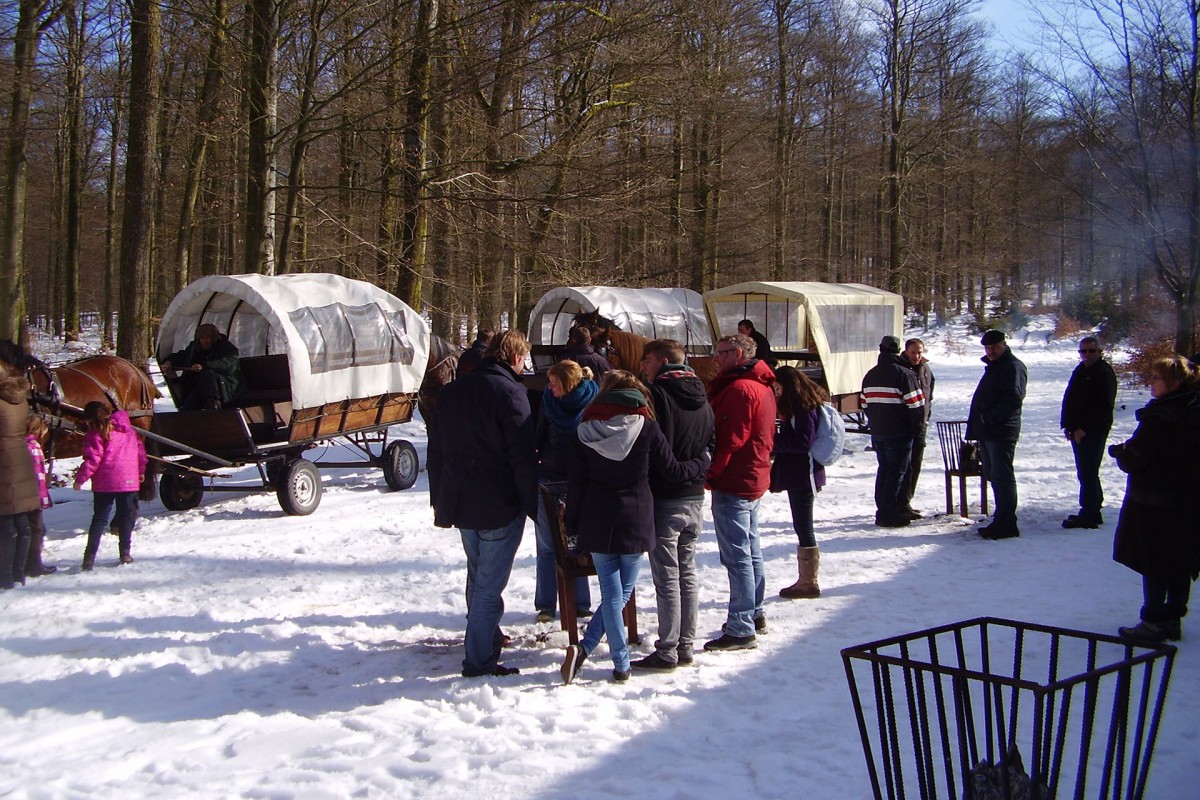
left=175, top=0, right=228, bottom=287
left=1, top=0, right=67, bottom=343
left=245, top=0, right=279, bottom=275
left=117, top=0, right=161, bottom=364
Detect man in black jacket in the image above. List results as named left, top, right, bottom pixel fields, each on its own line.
left=966, top=330, right=1028, bottom=539
left=1060, top=336, right=1118, bottom=529
left=862, top=336, right=926, bottom=527
left=632, top=339, right=715, bottom=672
left=429, top=329, right=536, bottom=678
left=160, top=323, right=245, bottom=410
left=455, top=329, right=493, bottom=378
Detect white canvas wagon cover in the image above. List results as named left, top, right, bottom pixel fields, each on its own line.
left=704, top=281, right=904, bottom=397
left=528, top=286, right=711, bottom=352
left=156, top=273, right=430, bottom=410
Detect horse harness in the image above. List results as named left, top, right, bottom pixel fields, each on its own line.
left=25, top=360, right=153, bottom=467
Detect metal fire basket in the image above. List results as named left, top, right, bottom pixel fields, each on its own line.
left=842, top=617, right=1175, bottom=799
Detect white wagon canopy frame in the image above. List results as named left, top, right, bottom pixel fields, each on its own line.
left=704, top=281, right=904, bottom=399
left=157, top=273, right=430, bottom=411
left=527, top=286, right=711, bottom=357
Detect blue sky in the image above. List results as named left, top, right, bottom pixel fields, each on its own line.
left=976, top=0, right=1040, bottom=49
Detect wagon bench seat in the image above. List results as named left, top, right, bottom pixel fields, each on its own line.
left=229, top=354, right=292, bottom=406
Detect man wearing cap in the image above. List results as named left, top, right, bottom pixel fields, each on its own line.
left=862, top=335, right=927, bottom=527
left=1059, top=336, right=1117, bottom=529
left=160, top=323, right=245, bottom=410
left=965, top=330, right=1028, bottom=539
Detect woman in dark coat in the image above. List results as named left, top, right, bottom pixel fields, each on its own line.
left=771, top=366, right=827, bottom=599
left=560, top=371, right=708, bottom=684
left=1109, top=355, right=1200, bottom=644
left=532, top=359, right=597, bottom=621
left=1, top=366, right=41, bottom=589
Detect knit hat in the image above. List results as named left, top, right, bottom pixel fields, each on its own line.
left=980, top=329, right=1006, bottom=346
left=879, top=335, right=901, bottom=354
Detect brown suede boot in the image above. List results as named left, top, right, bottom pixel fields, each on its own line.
left=780, top=546, right=820, bottom=599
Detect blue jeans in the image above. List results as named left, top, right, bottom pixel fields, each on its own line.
left=648, top=498, right=704, bottom=662
left=581, top=552, right=642, bottom=672
left=85, top=492, right=137, bottom=558
left=979, top=439, right=1019, bottom=528
left=534, top=483, right=591, bottom=615
left=711, top=491, right=764, bottom=637
left=871, top=434, right=913, bottom=519
left=459, top=515, right=525, bottom=675
left=1071, top=431, right=1107, bottom=516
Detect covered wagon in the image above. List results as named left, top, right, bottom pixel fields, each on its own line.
left=527, top=286, right=711, bottom=371
left=703, top=281, right=905, bottom=426
left=152, top=273, right=430, bottom=514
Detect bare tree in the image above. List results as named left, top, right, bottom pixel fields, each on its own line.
left=1040, top=0, right=1200, bottom=354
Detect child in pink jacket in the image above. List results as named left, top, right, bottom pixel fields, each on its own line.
left=74, top=402, right=147, bottom=571
left=24, top=416, right=57, bottom=577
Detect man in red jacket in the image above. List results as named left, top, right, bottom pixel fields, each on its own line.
left=704, top=333, right=776, bottom=652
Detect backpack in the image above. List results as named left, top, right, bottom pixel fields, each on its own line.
left=810, top=402, right=847, bottom=467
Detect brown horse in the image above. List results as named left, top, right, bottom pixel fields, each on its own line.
left=0, top=341, right=158, bottom=499
left=416, top=334, right=461, bottom=426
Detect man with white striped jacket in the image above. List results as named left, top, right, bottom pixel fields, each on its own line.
left=862, top=336, right=927, bottom=527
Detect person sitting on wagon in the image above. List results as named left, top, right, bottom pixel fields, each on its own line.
left=737, top=320, right=776, bottom=368
left=160, top=323, right=245, bottom=410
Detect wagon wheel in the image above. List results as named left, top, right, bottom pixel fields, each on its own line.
left=383, top=440, right=419, bottom=491
left=160, top=473, right=204, bottom=511
left=276, top=458, right=322, bottom=516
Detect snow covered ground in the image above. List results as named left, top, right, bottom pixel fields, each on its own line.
left=1, top=318, right=1195, bottom=799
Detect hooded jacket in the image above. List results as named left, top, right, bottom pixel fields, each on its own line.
left=965, top=347, right=1028, bottom=442
left=863, top=352, right=926, bottom=438
left=566, top=388, right=708, bottom=554
left=0, top=376, right=40, bottom=516
left=648, top=364, right=714, bottom=499
left=1110, top=388, right=1200, bottom=581
left=74, top=410, right=148, bottom=494
left=706, top=358, right=776, bottom=499
left=429, top=357, right=537, bottom=530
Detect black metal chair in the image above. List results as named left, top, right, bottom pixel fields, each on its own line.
left=936, top=420, right=988, bottom=518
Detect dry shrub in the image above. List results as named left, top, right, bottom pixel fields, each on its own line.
left=1054, top=313, right=1087, bottom=338
left=1122, top=336, right=1184, bottom=387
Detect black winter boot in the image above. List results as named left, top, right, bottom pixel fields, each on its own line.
left=0, top=524, right=16, bottom=589
left=11, top=517, right=30, bottom=586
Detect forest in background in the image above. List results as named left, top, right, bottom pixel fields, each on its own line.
left=1, top=0, right=1197, bottom=361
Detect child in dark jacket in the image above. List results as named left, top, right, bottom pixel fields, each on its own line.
left=74, top=402, right=147, bottom=571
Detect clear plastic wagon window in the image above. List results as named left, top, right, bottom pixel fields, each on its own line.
left=289, top=303, right=416, bottom=373
left=818, top=304, right=896, bottom=354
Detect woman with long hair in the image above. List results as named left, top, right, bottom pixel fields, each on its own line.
left=560, top=370, right=708, bottom=684
left=771, top=366, right=829, bottom=599
left=533, top=359, right=597, bottom=622
left=1109, top=355, right=1200, bottom=644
